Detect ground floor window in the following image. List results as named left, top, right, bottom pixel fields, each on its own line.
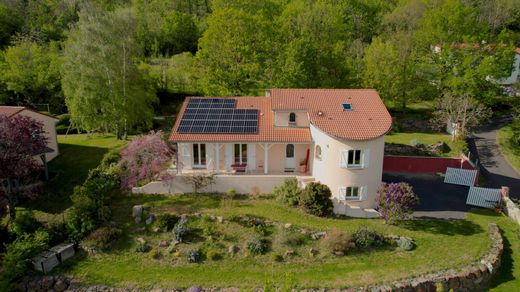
left=346, top=186, right=359, bottom=199
left=193, top=143, right=206, bottom=167
left=234, top=144, right=247, bottom=164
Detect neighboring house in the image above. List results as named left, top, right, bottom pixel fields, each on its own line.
left=0, top=106, right=59, bottom=162
left=498, top=47, right=520, bottom=86
left=167, top=89, right=392, bottom=217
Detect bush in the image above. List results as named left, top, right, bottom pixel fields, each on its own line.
left=322, top=229, right=351, bottom=255
left=9, top=210, right=42, bottom=237
left=300, top=182, right=333, bottom=217
left=273, top=178, right=301, bottom=206
left=203, top=225, right=218, bottom=239
left=226, top=188, right=237, bottom=199
left=352, top=226, right=384, bottom=249
left=253, top=224, right=272, bottom=236
left=135, top=241, right=151, bottom=253
left=155, top=214, right=180, bottom=232
left=150, top=248, right=162, bottom=259
left=182, top=173, right=215, bottom=193
left=47, top=222, right=70, bottom=246
left=81, top=226, right=122, bottom=253
left=375, top=182, right=419, bottom=225
left=100, top=149, right=121, bottom=168
left=66, top=195, right=99, bottom=244
left=282, top=233, right=307, bottom=247
left=397, top=237, right=415, bottom=251
left=206, top=249, right=222, bottom=261
left=172, top=216, right=190, bottom=242
left=271, top=253, right=284, bottom=262
left=1, top=231, right=49, bottom=285
left=188, top=249, right=202, bottom=263
left=247, top=235, right=269, bottom=255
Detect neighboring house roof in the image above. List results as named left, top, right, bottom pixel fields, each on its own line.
left=170, top=96, right=312, bottom=143
left=270, top=88, right=392, bottom=140
left=169, top=89, right=392, bottom=143
left=0, top=106, right=58, bottom=120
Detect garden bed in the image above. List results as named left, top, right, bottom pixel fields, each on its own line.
left=51, top=194, right=502, bottom=289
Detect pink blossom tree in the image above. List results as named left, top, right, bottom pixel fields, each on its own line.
left=119, top=131, right=173, bottom=190
left=0, top=115, right=48, bottom=222
left=375, top=182, right=419, bottom=225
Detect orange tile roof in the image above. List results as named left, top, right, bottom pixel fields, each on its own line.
left=169, top=96, right=312, bottom=143
left=0, top=106, right=25, bottom=117
left=270, top=89, right=392, bottom=140
left=169, top=89, right=392, bottom=143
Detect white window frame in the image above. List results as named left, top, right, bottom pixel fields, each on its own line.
left=339, top=185, right=368, bottom=201
left=234, top=144, right=247, bottom=164
left=340, top=148, right=370, bottom=169
left=192, top=143, right=206, bottom=168
left=288, top=112, right=297, bottom=127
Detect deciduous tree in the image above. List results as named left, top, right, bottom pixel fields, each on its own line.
left=0, top=115, right=47, bottom=222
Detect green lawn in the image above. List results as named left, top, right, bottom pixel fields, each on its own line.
left=385, top=132, right=465, bottom=157
left=25, top=134, right=128, bottom=214
left=54, top=193, right=519, bottom=289
left=497, top=124, right=520, bottom=174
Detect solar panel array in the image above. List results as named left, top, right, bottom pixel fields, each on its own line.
left=177, top=98, right=258, bottom=134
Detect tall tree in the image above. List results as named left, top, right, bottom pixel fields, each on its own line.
left=62, top=4, right=156, bottom=138
left=159, top=11, right=199, bottom=55
left=0, top=3, right=22, bottom=48
left=0, top=115, right=47, bottom=222
left=0, top=38, right=63, bottom=112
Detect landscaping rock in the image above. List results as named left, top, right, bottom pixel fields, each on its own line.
left=145, top=214, right=156, bottom=225
left=333, top=250, right=344, bottom=256
left=171, top=239, right=180, bottom=246
left=228, top=245, right=240, bottom=254
left=284, top=223, right=292, bottom=229
left=187, top=286, right=202, bottom=292
left=54, top=277, right=68, bottom=292
left=132, top=205, right=143, bottom=218
left=135, top=216, right=142, bottom=224
left=216, top=216, right=224, bottom=223
left=310, top=231, right=326, bottom=240
left=136, top=237, right=146, bottom=244
left=158, top=240, right=169, bottom=247
left=284, top=250, right=295, bottom=257
left=309, top=248, right=318, bottom=257
left=40, top=276, right=55, bottom=290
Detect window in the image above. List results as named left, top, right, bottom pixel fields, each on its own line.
left=315, top=145, right=322, bottom=160
left=234, top=144, right=247, bottom=164
left=193, top=143, right=206, bottom=167
left=340, top=149, right=368, bottom=168
left=289, top=112, right=296, bottom=126
left=346, top=186, right=359, bottom=198
left=286, top=144, right=294, bottom=158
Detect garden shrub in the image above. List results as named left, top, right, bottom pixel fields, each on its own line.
left=226, top=188, right=237, bottom=199
left=150, top=248, right=162, bottom=259
left=188, top=249, right=202, bottom=263
left=66, top=194, right=99, bottom=243
left=375, top=182, right=419, bottom=225
left=81, top=226, right=122, bottom=253
left=100, top=149, right=121, bottom=168
left=273, top=177, right=301, bottom=206
left=135, top=241, right=151, bottom=253
left=9, top=210, right=42, bottom=237
left=247, top=235, right=269, bottom=255
left=206, top=249, right=222, bottom=261
left=300, top=182, right=333, bottom=217
left=397, top=237, right=415, bottom=251
left=155, top=214, right=179, bottom=232
left=271, top=253, right=284, bottom=262
left=203, top=225, right=218, bottom=239
left=352, top=226, right=384, bottom=249
left=1, top=231, right=49, bottom=285
left=253, top=224, right=272, bottom=236
left=282, top=232, right=307, bottom=247
left=322, top=229, right=352, bottom=255
left=47, top=221, right=70, bottom=246
left=167, top=244, right=177, bottom=254
left=172, top=216, right=190, bottom=242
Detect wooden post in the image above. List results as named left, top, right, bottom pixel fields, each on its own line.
left=264, top=143, right=269, bottom=174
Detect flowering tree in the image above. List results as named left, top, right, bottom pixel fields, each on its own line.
left=119, top=131, right=173, bottom=190
left=0, top=115, right=47, bottom=221
left=375, top=182, right=418, bottom=225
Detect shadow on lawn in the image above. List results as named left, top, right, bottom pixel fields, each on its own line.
left=24, top=144, right=111, bottom=214
left=402, top=219, right=483, bottom=236
left=489, top=226, right=515, bottom=289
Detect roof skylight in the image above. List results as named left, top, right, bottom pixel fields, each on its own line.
left=342, top=103, right=353, bottom=111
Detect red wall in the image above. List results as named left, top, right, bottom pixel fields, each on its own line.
left=383, top=155, right=477, bottom=174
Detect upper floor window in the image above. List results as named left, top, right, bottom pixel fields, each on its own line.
left=289, top=112, right=296, bottom=126
left=340, top=149, right=370, bottom=168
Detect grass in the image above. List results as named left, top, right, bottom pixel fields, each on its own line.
left=497, top=124, right=520, bottom=174
left=385, top=132, right=465, bottom=157
left=52, top=193, right=519, bottom=289
left=24, top=134, right=128, bottom=214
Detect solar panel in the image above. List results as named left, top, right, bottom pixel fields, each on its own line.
left=178, top=99, right=258, bottom=134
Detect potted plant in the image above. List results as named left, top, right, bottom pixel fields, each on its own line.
left=493, top=202, right=503, bottom=214
left=299, top=160, right=306, bottom=173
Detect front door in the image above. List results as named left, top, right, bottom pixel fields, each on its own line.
left=192, top=143, right=206, bottom=168
left=285, top=144, right=296, bottom=171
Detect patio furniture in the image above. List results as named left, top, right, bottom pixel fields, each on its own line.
left=231, top=163, right=247, bottom=173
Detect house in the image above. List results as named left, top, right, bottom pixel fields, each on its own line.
left=0, top=106, right=59, bottom=162
left=165, top=89, right=392, bottom=217
left=499, top=47, right=520, bottom=86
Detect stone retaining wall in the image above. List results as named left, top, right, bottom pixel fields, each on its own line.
left=502, top=195, right=520, bottom=226
left=16, top=224, right=503, bottom=292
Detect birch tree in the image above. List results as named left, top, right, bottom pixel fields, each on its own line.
left=62, top=4, right=156, bottom=139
